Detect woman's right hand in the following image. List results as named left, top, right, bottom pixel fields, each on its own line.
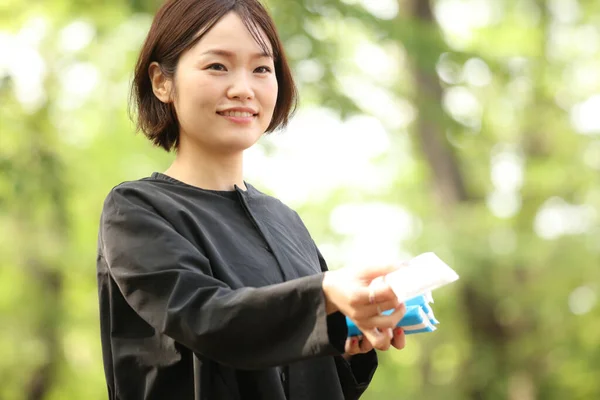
left=322, top=264, right=406, bottom=351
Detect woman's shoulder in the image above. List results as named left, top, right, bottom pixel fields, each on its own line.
left=100, top=173, right=192, bottom=215
left=104, top=174, right=169, bottom=200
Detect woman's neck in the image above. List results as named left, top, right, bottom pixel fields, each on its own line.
left=164, top=142, right=246, bottom=192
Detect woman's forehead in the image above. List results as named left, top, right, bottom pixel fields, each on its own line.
left=192, top=12, right=274, bottom=57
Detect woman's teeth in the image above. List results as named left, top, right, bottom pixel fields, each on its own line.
left=221, top=111, right=254, bottom=117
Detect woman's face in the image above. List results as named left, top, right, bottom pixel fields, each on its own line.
left=170, top=12, right=278, bottom=155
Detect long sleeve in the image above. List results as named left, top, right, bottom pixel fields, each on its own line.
left=99, top=188, right=346, bottom=370
left=315, top=247, right=378, bottom=399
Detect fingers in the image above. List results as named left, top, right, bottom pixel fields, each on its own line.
left=370, top=275, right=398, bottom=302
left=330, top=263, right=405, bottom=318
left=353, top=298, right=401, bottom=319
left=362, top=303, right=407, bottom=330
left=350, top=324, right=407, bottom=353
left=358, top=326, right=406, bottom=352
left=348, top=327, right=406, bottom=354
left=344, top=335, right=375, bottom=355
left=352, top=283, right=398, bottom=308
left=392, top=328, right=406, bottom=349
left=358, top=263, right=403, bottom=281
left=359, top=336, right=374, bottom=353
left=361, top=327, right=393, bottom=351
left=357, top=325, right=393, bottom=351
left=345, top=336, right=361, bottom=355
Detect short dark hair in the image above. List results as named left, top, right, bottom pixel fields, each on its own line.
left=130, top=0, right=298, bottom=152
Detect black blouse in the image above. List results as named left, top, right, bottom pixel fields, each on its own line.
left=96, top=172, right=378, bottom=400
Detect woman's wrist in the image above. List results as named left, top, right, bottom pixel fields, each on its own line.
left=322, top=271, right=339, bottom=315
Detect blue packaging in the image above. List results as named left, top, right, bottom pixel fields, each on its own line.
left=346, top=294, right=438, bottom=337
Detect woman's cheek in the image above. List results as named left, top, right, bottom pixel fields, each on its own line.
left=265, top=78, right=278, bottom=107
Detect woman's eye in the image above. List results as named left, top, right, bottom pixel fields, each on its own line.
left=254, top=66, right=272, bottom=74
left=207, top=63, right=227, bottom=71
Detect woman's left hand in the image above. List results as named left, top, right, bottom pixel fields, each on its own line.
left=342, top=327, right=406, bottom=360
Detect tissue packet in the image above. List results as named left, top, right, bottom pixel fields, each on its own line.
left=346, top=294, right=438, bottom=337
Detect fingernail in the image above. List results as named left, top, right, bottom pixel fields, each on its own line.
left=395, top=328, right=403, bottom=335
left=352, top=338, right=358, bottom=345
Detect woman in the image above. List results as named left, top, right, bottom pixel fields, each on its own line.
left=97, top=1, right=407, bottom=399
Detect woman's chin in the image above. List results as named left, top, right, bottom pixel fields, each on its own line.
left=222, top=132, right=264, bottom=149
left=214, top=136, right=263, bottom=155
left=181, top=130, right=263, bottom=155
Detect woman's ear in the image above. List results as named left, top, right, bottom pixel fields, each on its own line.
left=149, top=62, right=173, bottom=103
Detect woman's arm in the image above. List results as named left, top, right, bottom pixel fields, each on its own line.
left=314, top=247, right=379, bottom=399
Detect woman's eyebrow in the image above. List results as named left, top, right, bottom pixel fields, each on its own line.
left=200, top=49, right=272, bottom=59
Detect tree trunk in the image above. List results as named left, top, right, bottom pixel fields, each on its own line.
left=17, top=117, right=69, bottom=400
left=404, top=1, right=511, bottom=398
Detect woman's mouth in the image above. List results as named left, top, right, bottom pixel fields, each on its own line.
left=217, top=110, right=258, bottom=124
left=218, top=111, right=257, bottom=118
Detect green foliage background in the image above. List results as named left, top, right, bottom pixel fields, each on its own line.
left=1, top=0, right=599, bottom=399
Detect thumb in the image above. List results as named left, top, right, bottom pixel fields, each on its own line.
left=358, top=263, right=403, bottom=282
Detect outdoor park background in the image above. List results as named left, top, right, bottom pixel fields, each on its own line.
left=1, top=0, right=599, bottom=399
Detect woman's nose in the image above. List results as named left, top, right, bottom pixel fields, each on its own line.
left=227, top=72, right=254, bottom=100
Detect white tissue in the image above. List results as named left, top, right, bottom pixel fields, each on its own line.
left=384, top=252, right=459, bottom=303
